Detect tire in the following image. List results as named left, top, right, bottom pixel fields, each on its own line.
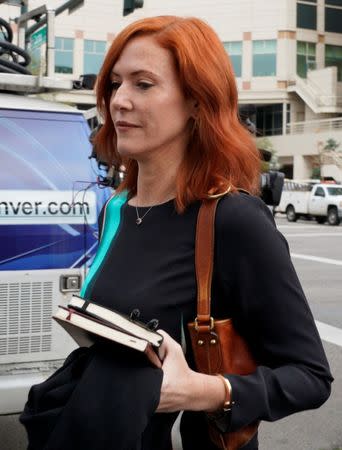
left=0, top=18, right=13, bottom=44
left=315, top=216, right=326, bottom=224
left=327, top=207, right=340, bottom=226
left=286, top=205, right=298, bottom=222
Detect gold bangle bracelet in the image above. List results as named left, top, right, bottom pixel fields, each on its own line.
left=216, top=374, right=233, bottom=411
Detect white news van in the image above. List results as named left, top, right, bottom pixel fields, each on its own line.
left=0, top=93, right=110, bottom=415
left=276, top=179, right=342, bottom=225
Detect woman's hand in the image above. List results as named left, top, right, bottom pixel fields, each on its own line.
left=156, top=330, right=226, bottom=413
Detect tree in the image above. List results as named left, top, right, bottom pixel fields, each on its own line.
left=256, top=137, right=280, bottom=172
left=323, top=138, right=340, bottom=153
left=315, top=138, right=342, bottom=179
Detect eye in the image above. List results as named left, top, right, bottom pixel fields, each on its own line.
left=110, top=81, right=121, bottom=90
left=137, top=81, right=153, bottom=90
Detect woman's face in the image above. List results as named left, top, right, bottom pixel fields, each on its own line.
left=109, top=35, right=195, bottom=161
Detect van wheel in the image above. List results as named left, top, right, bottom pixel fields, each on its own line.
left=327, top=207, right=340, bottom=226
left=286, top=205, right=298, bottom=222
left=315, top=216, right=326, bottom=224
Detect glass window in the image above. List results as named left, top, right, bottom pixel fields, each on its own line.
left=83, top=40, right=106, bottom=74
left=256, top=104, right=283, bottom=136
left=297, top=3, right=317, bottom=29
left=325, top=45, right=342, bottom=81
left=55, top=37, right=74, bottom=74
left=327, top=187, right=342, bottom=195
left=325, top=0, right=342, bottom=6
left=325, top=5, right=342, bottom=33
left=314, top=187, right=325, bottom=197
left=223, top=42, right=242, bottom=77
left=286, top=104, right=291, bottom=125
left=297, top=41, right=316, bottom=78
left=253, top=40, right=276, bottom=77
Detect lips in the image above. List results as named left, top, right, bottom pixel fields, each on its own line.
left=115, top=120, right=140, bottom=129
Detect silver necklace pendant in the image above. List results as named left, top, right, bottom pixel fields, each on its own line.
left=135, top=205, right=153, bottom=225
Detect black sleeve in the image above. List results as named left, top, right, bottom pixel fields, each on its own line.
left=215, top=193, right=333, bottom=432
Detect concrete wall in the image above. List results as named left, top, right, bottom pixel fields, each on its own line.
left=1, top=0, right=340, bottom=93
left=270, top=129, right=342, bottom=157
left=308, top=67, right=338, bottom=102
left=270, top=129, right=342, bottom=179
left=0, top=0, right=290, bottom=42
left=290, top=97, right=305, bottom=123
left=338, top=84, right=342, bottom=100
left=321, top=164, right=342, bottom=182
left=0, top=0, right=290, bottom=84
left=293, top=154, right=314, bottom=179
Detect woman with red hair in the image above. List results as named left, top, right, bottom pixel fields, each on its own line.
left=86, top=15, right=331, bottom=450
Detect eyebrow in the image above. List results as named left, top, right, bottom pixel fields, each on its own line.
left=110, top=69, right=159, bottom=79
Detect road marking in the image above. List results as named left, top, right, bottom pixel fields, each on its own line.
left=315, top=321, right=342, bottom=347
left=285, top=233, right=342, bottom=238
left=291, top=253, right=342, bottom=266
left=278, top=225, right=331, bottom=230
left=275, top=222, right=342, bottom=347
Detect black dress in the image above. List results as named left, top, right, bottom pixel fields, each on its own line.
left=80, top=191, right=333, bottom=450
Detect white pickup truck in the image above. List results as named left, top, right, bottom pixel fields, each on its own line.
left=276, top=182, right=342, bottom=225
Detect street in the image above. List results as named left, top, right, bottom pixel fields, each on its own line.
left=258, top=215, right=342, bottom=450
left=1, top=215, right=341, bottom=450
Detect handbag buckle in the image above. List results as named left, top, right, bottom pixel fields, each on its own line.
left=194, top=316, right=214, bottom=331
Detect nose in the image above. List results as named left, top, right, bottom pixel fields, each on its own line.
left=111, top=83, right=133, bottom=111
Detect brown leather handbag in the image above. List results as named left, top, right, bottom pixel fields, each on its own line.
left=188, top=197, right=259, bottom=450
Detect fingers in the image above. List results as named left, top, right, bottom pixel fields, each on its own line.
left=157, top=329, right=170, bottom=362
left=157, top=329, right=170, bottom=339
left=157, top=329, right=183, bottom=362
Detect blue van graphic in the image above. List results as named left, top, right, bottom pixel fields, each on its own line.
left=0, top=95, right=111, bottom=415
left=0, top=106, right=109, bottom=271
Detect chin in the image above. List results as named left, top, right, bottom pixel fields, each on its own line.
left=117, top=145, right=147, bottom=160
left=117, top=145, right=135, bottom=158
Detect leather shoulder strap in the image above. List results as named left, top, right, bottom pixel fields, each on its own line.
left=195, top=189, right=249, bottom=327
left=195, top=198, right=219, bottom=326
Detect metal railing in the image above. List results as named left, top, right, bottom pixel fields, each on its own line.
left=286, top=117, right=342, bottom=135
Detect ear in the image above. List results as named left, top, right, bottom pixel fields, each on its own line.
left=188, top=98, right=199, bottom=119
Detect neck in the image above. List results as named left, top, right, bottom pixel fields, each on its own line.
left=130, top=156, right=181, bottom=207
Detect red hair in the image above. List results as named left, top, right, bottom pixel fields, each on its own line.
left=94, top=16, right=260, bottom=212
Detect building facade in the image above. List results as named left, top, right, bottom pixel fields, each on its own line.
left=1, top=0, right=342, bottom=179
